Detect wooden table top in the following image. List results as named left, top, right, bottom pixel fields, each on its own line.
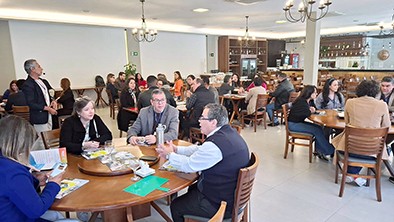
left=309, top=109, right=394, bottom=134
left=51, top=139, right=197, bottom=212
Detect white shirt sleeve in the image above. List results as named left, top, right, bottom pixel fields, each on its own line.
left=168, top=141, right=223, bottom=173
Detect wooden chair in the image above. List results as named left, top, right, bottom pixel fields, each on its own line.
left=58, top=115, right=71, bottom=127
left=184, top=201, right=227, bottom=222
left=230, top=124, right=242, bottom=134
left=335, top=126, right=388, bottom=202
left=240, top=94, right=269, bottom=132
left=273, top=91, right=297, bottom=125
left=282, top=103, right=315, bottom=163
left=106, top=89, right=119, bottom=119
left=189, top=127, right=206, bottom=145
left=41, top=129, right=61, bottom=149
left=184, top=152, right=259, bottom=222
left=12, top=105, right=30, bottom=122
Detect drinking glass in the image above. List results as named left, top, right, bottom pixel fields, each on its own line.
left=104, top=140, right=114, bottom=162
left=129, top=158, right=141, bottom=181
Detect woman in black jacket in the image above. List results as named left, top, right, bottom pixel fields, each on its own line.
left=117, top=78, right=140, bottom=132
left=59, top=96, right=112, bottom=155
left=288, top=85, right=335, bottom=160
left=56, top=78, right=75, bottom=116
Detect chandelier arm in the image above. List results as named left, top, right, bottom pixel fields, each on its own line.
left=286, top=10, right=303, bottom=23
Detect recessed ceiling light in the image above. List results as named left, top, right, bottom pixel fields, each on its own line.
left=193, top=8, right=209, bottom=13
left=275, top=20, right=287, bottom=24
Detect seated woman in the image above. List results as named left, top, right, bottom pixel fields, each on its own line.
left=332, top=80, right=390, bottom=185
left=56, top=78, right=75, bottom=116
left=0, top=115, right=66, bottom=221
left=314, top=78, right=345, bottom=139
left=60, top=96, right=112, bottom=155
left=288, top=85, right=335, bottom=161
left=136, top=73, right=147, bottom=89
left=231, top=73, right=241, bottom=88
left=106, top=73, right=119, bottom=103
left=173, top=71, right=184, bottom=100
left=117, top=78, right=140, bottom=132
left=245, top=77, right=267, bottom=115
left=315, top=78, right=345, bottom=110
left=2, top=80, right=18, bottom=102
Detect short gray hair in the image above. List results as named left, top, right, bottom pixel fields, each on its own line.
left=0, top=115, right=37, bottom=163
left=24, top=59, right=36, bottom=74
left=73, top=96, right=95, bottom=116
left=151, top=88, right=166, bottom=99
left=205, top=103, right=228, bottom=127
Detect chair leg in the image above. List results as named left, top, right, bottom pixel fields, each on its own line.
left=335, top=155, right=339, bottom=184
left=339, top=163, right=348, bottom=197
left=290, top=138, right=295, bottom=152
left=284, top=138, right=289, bottom=159
left=308, top=140, right=312, bottom=163
left=119, top=130, right=123, bottom=138
left=366, top=168, right=371, bottom=187
left=241, top=115, right=245, bottom=129
left=263, top=113, right=267, bottom=129
left=376, top=165, right=382, bottom=202
left=253, top=119, right=257, bottom=132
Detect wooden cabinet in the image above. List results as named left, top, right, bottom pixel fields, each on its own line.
left=218, top=36, right=268, bottom=76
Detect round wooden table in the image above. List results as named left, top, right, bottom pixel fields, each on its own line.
left=309, top=109, right=394, bottom=177
left=51, top=139, right=197, bottom=222
left=220, top=94, right=246, bottom=124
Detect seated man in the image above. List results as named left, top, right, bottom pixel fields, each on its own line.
left=137, top=75, right=176, bottom=109
left=376, top=76, right=394, bottom=112
left=128, top=89, right=179, bottom=145
left=182, top=78, right=215, bottom=137
left=156, top=103, right=250, bottom=222
left=266, top=72, right=294, bottom=126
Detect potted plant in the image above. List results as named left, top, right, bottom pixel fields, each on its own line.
left=124, top=63, right=137, bottom=79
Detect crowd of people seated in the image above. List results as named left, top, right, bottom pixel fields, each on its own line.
left=1, top=58, right=394, bottom=221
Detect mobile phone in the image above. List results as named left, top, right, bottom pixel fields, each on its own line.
left=50, top=163, right=67, bottom=177
left=139, top=156, right=158, bottom=162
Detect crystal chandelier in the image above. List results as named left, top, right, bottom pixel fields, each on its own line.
left=283, top=0, right=332, bottom=23
left=132, top=0, right=157, bottom=42
left=238, top=16, right=256, bottom=47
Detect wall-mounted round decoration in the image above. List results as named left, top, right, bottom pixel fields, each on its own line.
left=378, top=49, right=390, bottom=61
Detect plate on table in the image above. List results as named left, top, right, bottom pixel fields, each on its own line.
left=338, top=111, right=345, bottom=118
left=176, top=101, right=186, bottom=105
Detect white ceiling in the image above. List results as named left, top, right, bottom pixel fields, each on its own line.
left=0, top=0, right=393, bottom=38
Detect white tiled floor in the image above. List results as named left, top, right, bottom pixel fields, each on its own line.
left=95, top=107, right=394, bottom=222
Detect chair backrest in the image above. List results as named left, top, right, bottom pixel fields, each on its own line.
left=209, top=201, right=227, bottom=222
left=288, top=91, right=300, bottom=103
left=282, top=103, right=291, bottom=132
left=12, top=105, right=30, bottom=122
left=189, top=127, right=206, bottom=144
left=106, top=89, right=114, bottom=104
left=254, top=94, right=269, bottom=114
left=344, top=125, right=388, bottom=158
left=231, top=152, right=259, bottom=221
left=41, top=129, right=61, bottom=149
left=230, top=124, right=241, bottom=134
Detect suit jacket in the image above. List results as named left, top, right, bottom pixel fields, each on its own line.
left=59, top=114, right=113, bottom=154
left=332, top=96, right=391, bottom=159
left=375, top=91, right=394, bottom=112
left=245, top=86, right=266, bottom=115
left=23, top=76, right=53, bottom=124
left=127, top=104, right=179, bottom=142
left=4, top=91, right=27, bottom=112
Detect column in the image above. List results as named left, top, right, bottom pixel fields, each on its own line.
left=303, top=12, right=321, bottom=85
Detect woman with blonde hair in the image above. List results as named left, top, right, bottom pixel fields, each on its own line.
left=0, top=115, right=67, bottom=221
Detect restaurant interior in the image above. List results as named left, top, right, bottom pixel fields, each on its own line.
left=1, top=0, right=394, bottom=221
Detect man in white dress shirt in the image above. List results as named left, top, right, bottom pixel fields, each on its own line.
left=157, top=103, right=250, bottom=221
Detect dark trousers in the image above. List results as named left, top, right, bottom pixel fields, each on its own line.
left=171, top=184, right=230, bottom=222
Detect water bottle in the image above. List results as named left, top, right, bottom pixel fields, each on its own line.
left=156, top=124, right=166, bottom=145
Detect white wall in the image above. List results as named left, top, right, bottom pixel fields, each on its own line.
left=139, top=31, right=206, bottom=79
left=9, top=21, right=127, bottom=88
left=0, top=21, right=16, bottom=93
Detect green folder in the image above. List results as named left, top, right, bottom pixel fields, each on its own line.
left=123, top=175, right=169, bottom=196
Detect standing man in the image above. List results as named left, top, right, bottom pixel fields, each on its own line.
left=376, top=76, right=394, bottom=112
left=266, top=72, right=294, bottom=126
left=157, top=103, right=250, bottom=221
left=128, top=89, right=179, bottom=145
left=114, top=72, right=127, bottom=92
left=23, top=59, right=58, bottom=132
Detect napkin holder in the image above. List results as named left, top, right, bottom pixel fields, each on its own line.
left=135, top=160, right=155, bottom=177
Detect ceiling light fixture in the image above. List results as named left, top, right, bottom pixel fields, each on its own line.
left=378, top=11, right=394, bottom=36
left=193, top=8, right=209, bottom=13
left=283, top=0, right=332, bottom=23
left=238, top=16, right=256, bottom=47
left=132, top=0, right=157, bottom=42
